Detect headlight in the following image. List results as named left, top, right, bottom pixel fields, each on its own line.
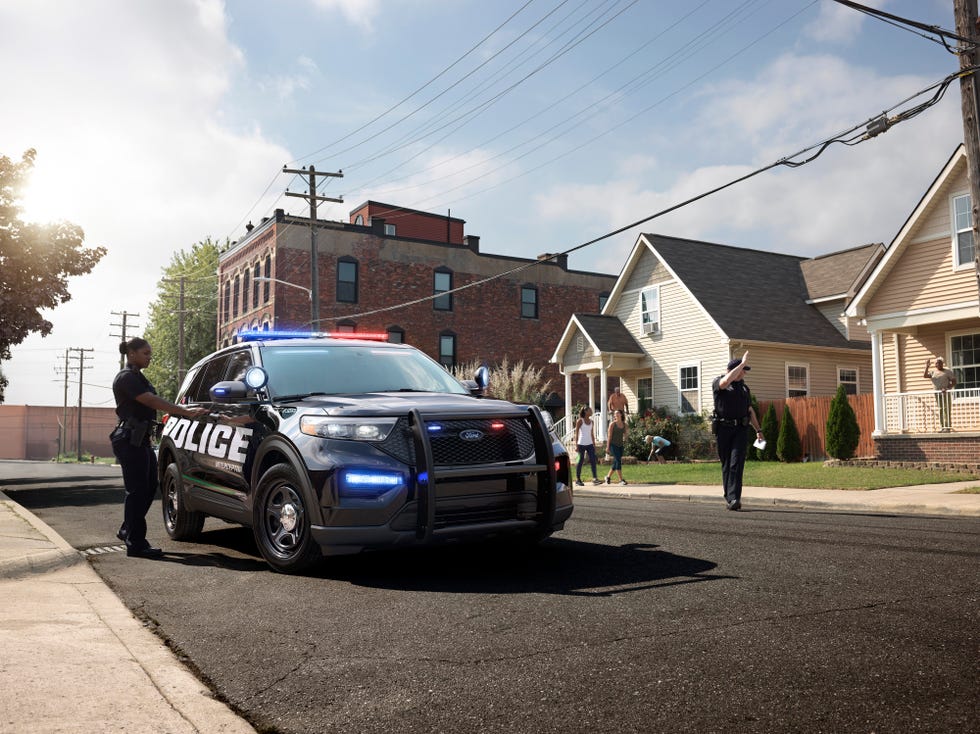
left=300, top=416, right=398, bottom=441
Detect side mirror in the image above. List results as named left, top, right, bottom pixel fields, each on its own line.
left=210, top=380, right=248, bottom=402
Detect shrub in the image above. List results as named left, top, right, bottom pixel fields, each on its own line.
left=825, top=384, right=861, bottom=460
left=759, top=403, right=779, bottom=461
left=776, top=405, right=803, bottom=462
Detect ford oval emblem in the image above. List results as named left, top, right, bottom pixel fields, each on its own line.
left=460, top=429, right=484, bottom=441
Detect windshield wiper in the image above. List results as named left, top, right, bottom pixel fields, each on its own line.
left=272, top=392, right=328, bottom=403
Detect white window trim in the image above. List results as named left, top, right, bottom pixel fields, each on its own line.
left=948, top=327, right=980, bottom=396
left=837, top=364, right=859, bottom=394
left=677, top=361, right=700, bottom=415
left=950, top=191, right=975, bottom=270
left=641, top=285, right=661, bottom=335
left=786, top=362, right=810, bottom=398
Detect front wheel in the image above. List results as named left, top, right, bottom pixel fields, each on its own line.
left=252, top=463, right=322, bottom=574
left=162, top=463, right=205, bottom=541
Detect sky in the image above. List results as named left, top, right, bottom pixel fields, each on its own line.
left=0, top=0, right=966, bottom=407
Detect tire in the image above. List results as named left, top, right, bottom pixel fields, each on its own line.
left=162, top=462, right=205, bottom=541
left=253, top=463, right=322, bottom=574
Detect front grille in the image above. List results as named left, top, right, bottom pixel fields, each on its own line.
left=378, top=416, right=536, bottom=466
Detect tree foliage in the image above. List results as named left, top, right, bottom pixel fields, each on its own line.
left=776, top=404, right=803, bottom=462
left=142, top=239, right=221, bottom=401
left=759, top=403, right=780, bottom=461
left=825, top=384, right=861, bottom=460
left=0, top=149, right=106, bottom=402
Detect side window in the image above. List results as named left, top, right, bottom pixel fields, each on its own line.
left=187, top=355, right=231, bottom=403
left=224, top=350, right=254, bottom=383
left=641, top=286, right=660, bottom=335
left=952, top=193, right=976, bottom=268
left=787, top=363, right=809, bottom=398
left=679, top=364, right=699, bottom=414
left=384, top=223, right=396, bottom=236
left=337, top=257, right=358, bottom=303
left=636, top=377, right=652, bottom=414
left=838, top=367, right=858, bottom=395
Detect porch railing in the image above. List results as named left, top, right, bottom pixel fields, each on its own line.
left=883, top=388, right=980, bottom=434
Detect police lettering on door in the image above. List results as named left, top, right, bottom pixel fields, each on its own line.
left=162, top=418, right=253, bottom=464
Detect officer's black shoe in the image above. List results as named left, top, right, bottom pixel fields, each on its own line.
left=126, top=544, right=163, bottom=558
left=116, top=527, right=128, bottom=542
left=726, top=500, right=741, bottom=511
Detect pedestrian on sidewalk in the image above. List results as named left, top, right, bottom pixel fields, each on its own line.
left=711, top=352, right=763, bottom=511
left=112, top=337, right=207, bottom=558
left=573, top=406, right=601, bottom=486
left=923, top=356, right=956, bottom=431
left=604, top=409, right=629, bottom=485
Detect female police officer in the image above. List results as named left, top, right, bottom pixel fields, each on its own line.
left=112, top=337, right=207, bottom=558
left=711, top=351, right=763, bottom=511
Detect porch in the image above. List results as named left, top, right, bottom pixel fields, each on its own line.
left=880, top=388, right=980, bottom=434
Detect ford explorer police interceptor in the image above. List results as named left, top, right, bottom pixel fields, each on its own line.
left=157, top=332, right=573, bottom=573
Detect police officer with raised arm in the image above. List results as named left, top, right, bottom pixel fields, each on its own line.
left=711, top=351, right=763, bottom=511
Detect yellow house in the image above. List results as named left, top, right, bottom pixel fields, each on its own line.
left=551, top=233, right=881, bottom=438
left=845, top=145, right=980, bottom=463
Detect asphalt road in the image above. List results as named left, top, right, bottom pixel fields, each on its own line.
left=3, top=461, right=979, bottom=734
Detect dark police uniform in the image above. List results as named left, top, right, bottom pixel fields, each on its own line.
left=711, top=370, right=754, bottom=509
left=111, top=366, right=159, bottom=553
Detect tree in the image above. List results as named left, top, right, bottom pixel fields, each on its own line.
left=826, top=384, right=861, bottom=460
left=142, top=239, right=222, bottom=401
left=759, top=403, right=779, bottom=461
left=0, top=149, right=106, bottom=403
left=776, top=405, right=803, bottom=462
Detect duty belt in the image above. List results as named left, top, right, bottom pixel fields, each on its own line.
left=715, top=416, right=749, bottom=427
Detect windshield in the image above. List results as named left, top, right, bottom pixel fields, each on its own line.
left=259, top=344, right=469, bottom=397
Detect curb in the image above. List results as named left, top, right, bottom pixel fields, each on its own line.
left=0, top=493, right=84, bottom=579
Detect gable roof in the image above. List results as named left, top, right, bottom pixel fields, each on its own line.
left=846, top=145, right=965, bottom=317
left=800, top=242, right=885, bottom=301
left=643, top=234, right=868, bottom=350
left=550, top=313, right=645, bottom=363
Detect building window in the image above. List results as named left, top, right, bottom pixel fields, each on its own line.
left=337, top=257, right=358, bottom=303
left=242, top=269, right=250, bottom=313
left=641, top=286, right=660, bottom=335
left=950, top=332, right=980, bottom=390
left=838, top=367, right=858, bottom=395
left=336, top=320, right=356, bottom=333
left=439, top=332, right=456, bottom=368
left=233, top=274, right=241, bottom=316
left=787, top=363, right=809, bottom=398
left=434, top=268, right=452, bottom=311
left=252, top=264, right=261, bottom=307
left=384, top=223, right=396, bottom=236
left=521, top=285, right=538, bottom=319
left=223, top=281, right=230, bottom=323
left=354, top=214, right=364, bottom=225
left=952, top=194, right=976, bottom=268
left=679, top=364, right=699, bottom=414
left=599, top=292, right=609, bottom=312
left=263, top=256, right=271, bottom=303
left=386, top=326, right=404, bottom=344
left=636, top=377, right=652, bottom=414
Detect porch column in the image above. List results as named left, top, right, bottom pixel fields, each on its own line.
left=599, top=366, right=609, bottom=437
left=564, top=371, right=572, bottom=443
left=587, top=374, right=596, bottom=428
left=871, top=329, right=885, bottom=435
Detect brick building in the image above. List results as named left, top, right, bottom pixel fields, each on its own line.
left=216, top=202, right=616, bottom=407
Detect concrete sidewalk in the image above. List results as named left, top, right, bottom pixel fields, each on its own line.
left=1, top=482, right=978, bottom=734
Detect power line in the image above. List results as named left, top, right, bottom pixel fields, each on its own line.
left=830, top=0, right=973, bottom=52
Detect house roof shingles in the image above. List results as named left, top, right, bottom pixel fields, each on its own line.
left=573, top=314, right=645, bottom=354
left=799, top=242, right=884, bottom=300
left=645, top=234, right=868, bottom=351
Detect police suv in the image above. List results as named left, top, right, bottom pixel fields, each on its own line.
left=158, top=332, right=573, bottom=573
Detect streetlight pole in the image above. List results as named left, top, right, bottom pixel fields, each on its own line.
left=253, top=276, right=313, bottom=328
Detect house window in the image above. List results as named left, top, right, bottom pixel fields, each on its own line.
left=433, top=268, right=452, bottom=311
left=950, top=332, right=980, bottom=390
left=263, top=256, right=271, bottom=303
left=599, top=292, right=609, bottom=312
left=636, top=377, right=653, bottom=415
left=386, top=326, right=404, bottom=344
left=439, top=332, right=456, bottom=368
left=521, top=285, right=538, bottom=319
left=838, top=367, right=858, bottom=395
left=337, top=258, right=358, bottom=303
left=641, top=286, right=660, bottom=335
left=952, top=194, right=976, bottom=268
left=679, top=364, right=699, bottom=414
left=787, top=364, right=809, bottom=397
left=384, top=223, right=396, bottom=236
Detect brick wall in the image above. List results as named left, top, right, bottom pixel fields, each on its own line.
left=873, top=434, right=980, bottom=465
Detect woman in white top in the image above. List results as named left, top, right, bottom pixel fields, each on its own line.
left=573, top=406, right=600, bottom=486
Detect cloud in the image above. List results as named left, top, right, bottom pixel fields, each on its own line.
left=309, top=0, right=380, bottom=33
left=0, top=0, right=291, bottom=406
left=803, top=0, right=882, bottom=44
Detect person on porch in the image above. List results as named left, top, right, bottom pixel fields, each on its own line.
left=923, top=357, right=956, bottom=432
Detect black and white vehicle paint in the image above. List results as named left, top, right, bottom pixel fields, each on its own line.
left=157, top=332, right=573, bottom=573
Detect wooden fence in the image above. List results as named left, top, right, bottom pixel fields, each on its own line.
left=758, top=393, right=875, bottom=460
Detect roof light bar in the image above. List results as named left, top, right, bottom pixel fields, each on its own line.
left=234, top=330, right=389, bottom=343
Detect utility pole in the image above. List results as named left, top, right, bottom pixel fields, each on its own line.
left=283, top=165, right=343, bottom=327
left=953, top=0, right=980, bottom=310
left=54, top=349, right=78, bottom=460
left=110, top=310, right=141, bottom=369
left=68, top=348, right=93, bottom=460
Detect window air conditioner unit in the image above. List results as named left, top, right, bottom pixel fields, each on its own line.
left=643, top=322, right=659, bottom=335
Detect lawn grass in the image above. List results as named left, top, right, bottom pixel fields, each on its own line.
left=616, top=460, right=980, bottom=490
